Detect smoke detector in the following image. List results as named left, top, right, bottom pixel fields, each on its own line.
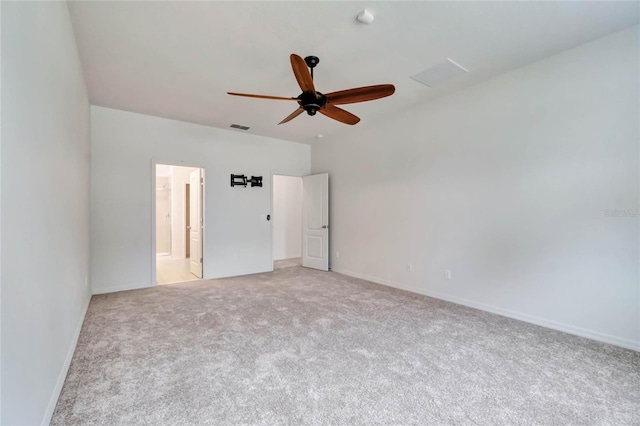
left=356, top=9, right=374, bottom=24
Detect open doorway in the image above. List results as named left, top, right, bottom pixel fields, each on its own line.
left=272, top=173, right=329, bottom=272
left=272, top=175, right=303, bottom=270
left=155, top=164, right=204, bottom=284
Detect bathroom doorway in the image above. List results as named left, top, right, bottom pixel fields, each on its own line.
left=155, top=164, right=205, bottom=284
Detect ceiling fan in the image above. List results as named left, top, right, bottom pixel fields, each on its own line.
left=228, top=54, right=395, bottom=126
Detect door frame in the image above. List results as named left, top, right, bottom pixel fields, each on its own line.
left=269, top=171, right=304, bottom=272
left=188, top=168, right=204, bottom=278
left=151, top=159, right=207, bottom=286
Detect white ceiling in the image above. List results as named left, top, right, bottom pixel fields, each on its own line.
left=67, top=1, right=639, bottom=145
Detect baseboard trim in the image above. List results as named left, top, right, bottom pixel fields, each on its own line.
left=332, top=268, right=640, bottom=352
left=41, top=294, right=91, bottom=425
left=92, top=282, right=154, bottom=295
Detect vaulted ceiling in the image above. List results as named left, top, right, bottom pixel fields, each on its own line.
left=67, top=1, right=639, bottom=144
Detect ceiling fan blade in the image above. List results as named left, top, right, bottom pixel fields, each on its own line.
left=290, top=54, right=316, bottom=94
left=228, top=92, right=297, bottom=101
left=278, top=107, right=304, bottom=125
left=325, top=84, right=395, bottom=105
left=319, top=105, right=360, bottom=125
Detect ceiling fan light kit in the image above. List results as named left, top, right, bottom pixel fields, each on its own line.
left=228, top=53, right=395, bottom=126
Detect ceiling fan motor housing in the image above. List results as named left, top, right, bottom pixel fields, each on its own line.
left=298, top=91, right=326, bottom=116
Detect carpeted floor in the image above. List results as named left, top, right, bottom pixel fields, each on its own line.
left=52, top=265, right=640, bottom=425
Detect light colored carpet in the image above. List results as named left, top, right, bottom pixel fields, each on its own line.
left=52, top=265, right=640, bottom=425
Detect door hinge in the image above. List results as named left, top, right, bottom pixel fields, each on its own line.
left=200, top=257, right=203, bottom=263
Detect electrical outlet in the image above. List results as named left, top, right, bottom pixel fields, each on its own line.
left=406, top=264, right=413, bottom=272
left=336, top=251, right=340, bottom=259
left=445, top=269, right=452, bottom=280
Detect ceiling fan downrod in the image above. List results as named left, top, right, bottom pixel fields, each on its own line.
left=301, top=56, right=323, bottom=115
left=304, top=56, right=319, bottom=80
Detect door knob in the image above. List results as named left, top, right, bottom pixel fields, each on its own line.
left=322, top=225, right=328, bottom=229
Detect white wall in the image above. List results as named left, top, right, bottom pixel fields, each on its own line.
left=1, top=2, right=91, bottom=424
left=312, top=26, right=640, bottom=350
left=169, top=165, right=200, bottom=259
left=273, top=175, right=302, bottom=260
left=156, top=164, right=171, bottom=177
left=91, top=106, right=310, bottom=294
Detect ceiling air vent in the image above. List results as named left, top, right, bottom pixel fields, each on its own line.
left=411, top=58, right=469, bottom=88
left=230, top=124, right=250, bottom=131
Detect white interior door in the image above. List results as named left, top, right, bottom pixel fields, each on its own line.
left=302, top=173, right=329, bottom=271
left=189, top=169, right=203, bottom=278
